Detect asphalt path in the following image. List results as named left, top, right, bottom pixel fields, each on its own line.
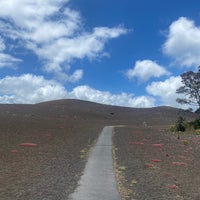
left=69, top=126, right=121, bottom=200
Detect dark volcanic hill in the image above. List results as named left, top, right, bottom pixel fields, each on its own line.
left=0, top=99, right=197, bottom=127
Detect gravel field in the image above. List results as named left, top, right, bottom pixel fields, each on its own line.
left=0, top=118, right=103, bottom=200
left=114, top=126, right=200, bottom=200
left=0, top=99, right=198, bottom=199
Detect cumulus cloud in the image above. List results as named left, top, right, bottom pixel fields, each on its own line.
left=163, top=17, right=200, bottom=67
left=146, top=76, right=187, bottom=107
left=126, top=60, right=170, bottom=81
left=0, top=74, right=67, bottom=104
left=70, top=85, right=155, bottom=108
left=0, top=0, right=127, bottom=80
left=0, top=74, right=155, bottom=107
left=35, top=26, right=127, bottom=73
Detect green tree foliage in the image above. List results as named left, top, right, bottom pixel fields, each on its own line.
left=176, top=67, right=200, bottom=110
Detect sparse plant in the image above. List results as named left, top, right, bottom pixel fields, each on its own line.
left=118, top=166, right=126, bottom=171
left=169, top=125, right=176, bottom=132
left=183, top=140, right=189, bottom=145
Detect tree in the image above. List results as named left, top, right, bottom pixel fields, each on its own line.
left=176, top=66, right=200, bottom=111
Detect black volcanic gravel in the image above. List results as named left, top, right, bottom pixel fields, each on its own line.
left=0, top=100, right=198, bottom=199
left=113, top=126, right=200, bottom=200
left=0, top=104, right=103, bottom=199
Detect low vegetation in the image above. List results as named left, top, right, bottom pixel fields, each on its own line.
left=170, top=116, right=200, bottom=134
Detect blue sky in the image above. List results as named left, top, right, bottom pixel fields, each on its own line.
left=0, top=0, right=200, bottom=108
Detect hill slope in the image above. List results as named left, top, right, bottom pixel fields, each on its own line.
left=0, top=99, right=197, bottom=126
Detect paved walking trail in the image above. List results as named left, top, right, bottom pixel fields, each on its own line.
left=69, top=126, right=121, bottom=200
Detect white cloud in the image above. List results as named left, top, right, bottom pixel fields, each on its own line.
left=0, top=53, right=22, bottom=68
left=70, top=85, right=155, bottom=108
left=0, top=74, right=155, bottom=107
left=0, top=37, right=5, bottom=51
left=0, top=0, right=67, bottom=31
left=34, top=26, right=127, bottom=73
left=0, top=74, right=68, bottom=104
left=0, top=36, right=22, bottom=68
left=68, top=70, right=84, bottom=82
left=55, top=69, right=83, bottom=83
left=126, top=60, right=170, bottom=81
left=146, top=76, right=186, bottom=107
left=0, top=0, right=127, bottom=80
left=163, top=17, right=200, bottom=67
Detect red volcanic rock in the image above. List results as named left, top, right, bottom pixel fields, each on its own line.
left=167, top=184, right=178, bottom=189
left=11, top=150, right=18, bottom=153
left=185, top=158, right=194, bottom=162
left=172, top=162, right=187, bottom=166
left=146, top=163, right=154, bottom=168
left=19, top=143, right=38, bottom=147
left=151, top=159, right=161, bottom=163
left=152, top=144, right=164, bottom=147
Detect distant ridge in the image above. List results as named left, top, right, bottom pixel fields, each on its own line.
left=0, top=98, right=197, bottom=126
left=37, top=98, right=175, bottom=109
left=36, top=98, right=188, bottom=112
left=37, top=98, right=109, bottom=107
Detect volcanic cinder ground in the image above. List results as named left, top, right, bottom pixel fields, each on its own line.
left=0, top=99, right=199, bottom=200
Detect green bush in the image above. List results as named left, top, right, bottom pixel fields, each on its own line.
left=175, top=116, right=186, bottom=132
left=176, top=123, right=186, bottom=132
left=171, top=117, right=200, bottom=134
left=192, top=118, right=200, bottom=129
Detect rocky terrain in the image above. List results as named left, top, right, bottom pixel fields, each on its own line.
left=0, top=99, right=198, bottom=199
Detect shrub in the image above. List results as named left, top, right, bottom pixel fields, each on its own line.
left=182, top=140, right=189, bottom=145
left=175, top=116, right=186, bottom=132
left=171, top=116, right=200, bottom=134
left=192, top=118, right=200, bottom=129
